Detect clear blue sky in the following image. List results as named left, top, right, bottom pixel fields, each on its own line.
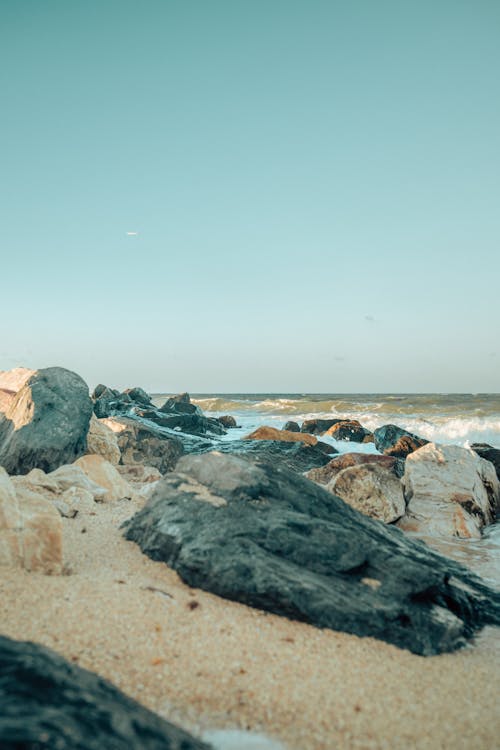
left=1, top=1, right=499, bottom=392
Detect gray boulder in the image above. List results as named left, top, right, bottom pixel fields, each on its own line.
left=123, top=452, right=500, bottom=656
left=0, top=635, right=208, bottom=750
left=374, top=424, right=428, bottom=458
left=0, top=368, right=93, bottom=475
left=193, top=439, right=333, bottom=473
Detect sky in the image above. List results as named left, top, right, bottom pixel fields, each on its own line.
left=1, top=0, right=499, bottom=392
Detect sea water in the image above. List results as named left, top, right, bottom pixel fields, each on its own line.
left=153, top=393, right=500, bottom=588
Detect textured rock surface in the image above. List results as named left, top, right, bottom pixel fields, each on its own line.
left=325, top=420, right=374, bottom=443
left=329, top=463, right=406, bottom=523
left=301, top=418, right=343, bottom=435
left=283, top=421, right=300, bottom=432
left=0, top=635, right=209, bottom=750
left=218, top=415, right=237, bottom=428
left=471, top=443, right=500, bottom=485
left=0, top=368, right=93, bottom=475
left=104, top=417, right=184, bottom=473
left=193, top=439, right=333, bottom=473
left=0, top=468, right=62, bottom=574
left=86, top=415, right=121, bottom=465
left=11, top=465, right=106, bottom=505
left=244, top=426, right=318, bottom=446
left=374, top=424, right=428, bottom=458
left=123, top=452, right=500, bottom=656
left=74, top=455, right=135, bottom=502
left=400, top=443, right=500, bottom=539
left=0, top=367, right=36, bottom=393
left=307, top=452, right=404, bottom=484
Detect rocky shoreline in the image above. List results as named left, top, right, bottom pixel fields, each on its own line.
left=1, top=366, right=500, bottom=748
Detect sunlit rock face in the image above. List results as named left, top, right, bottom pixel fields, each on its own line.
left=244, top=426, right=318, bottom=445
left=0, top=367, right=36, bottom=394
left=0, top=467, right=62, bottom=574
left=400, top=443, right=500, bottom=539
left=0, top=367, right=93, bottom=475
left=328, top=463, right=406, bottom=523
left=86, top=414, right=121, bottom=465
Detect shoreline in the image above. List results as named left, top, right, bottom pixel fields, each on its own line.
left=2, top=494, right=499, bottom=750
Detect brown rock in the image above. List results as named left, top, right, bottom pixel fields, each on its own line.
left=329, top=463, right=406, bottom=523
left=102, top=417, right=183, bottom=474
left=306, top=452, right=401, bottom=485
left=86, top=415, right=121, bottom=465
left=74, top=455, right=136, bottom=502
left=243, top=426, right=317, bottom=446
left=0, top=467, right=62, bottom=574
left=325, top=420, right=374, bottom=443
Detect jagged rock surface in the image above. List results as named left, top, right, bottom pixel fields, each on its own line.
left=123, top=452, right=500, bottom=656
left=0, top=368, right=93, bottom=475
left=374, top=424, right=428, bottom=458
left=192, top=440, right=333, bottom=473
left=0, top=635, right=209, bottom=750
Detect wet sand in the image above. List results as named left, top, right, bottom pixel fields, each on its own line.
left=1, top=495, right=499, bottom=750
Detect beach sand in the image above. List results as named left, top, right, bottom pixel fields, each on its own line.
left=1, top=494, right=499, bottom=750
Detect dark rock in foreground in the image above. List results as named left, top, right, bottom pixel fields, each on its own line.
left=193, top=439, right=334, bottom=473
left=0, top=635, right=208, bottom=750
left=0, top=368, right=93, bottom=475
left=110, top=417, right=184, bottom=474
left=124, top=452, right=500, bottom=656
left=374, top=424, right=428, bottom=458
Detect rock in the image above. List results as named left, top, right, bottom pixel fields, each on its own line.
left=0, top=367, right=93, bottom=475
left=117, top=464, right=162, bottom=485
left=374, top=424, right=428, bottom=458
left=0, top=389, right=15, bottom=414
left=325, top=420, right=374, bottom=443
left=11, top=465, right=106, bottom=504
left=123, top=386, right=152, bottom=406
left=283, top=421, right=300, bottom=432
left=315, top=440, right=339, bottom=456
left=74, top=455, right=136, bottom=502
left=194, top=440, right=332, bottom=474
left=0, top=635, right=209, bottom=750
left=329, top=464, right=406, bottom=523
left=244, top=426, right=318, bottom=446
left=301, top=418, right=343, bottom=435
left=159, top=392, right=202, bottom=416
left=86, top=415, right=121, bottom=465
left=400, top=443, right=500, bottom=539
left=306, top=453, right=404, bottom=485
left=123, top=452, right=500, bottom=656
left=104, top=417, right=184, bottom=473
left=139, top=409, right=226, bottom=437
left=0, top=468, right=62, bottom=574
left=218, top=415, right=237, bottom=428
left=471, top=443, right=500, bottom=485
left=0, top=367, right=35, bottom=393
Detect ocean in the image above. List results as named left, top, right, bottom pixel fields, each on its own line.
left=152, top=392, right=500, bottom=590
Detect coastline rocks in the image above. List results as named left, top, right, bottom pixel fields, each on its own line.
left=139, top=409, right=226, bottom=437
left=0, top=367, right=93, bottom=475
left=194, top=440, right=333, bottom=474
left=86, top=415, right=121, bottom=465
left=329, top=464, right=406, bottom=523
left=11, top=465, right=106, bottom=505
left=0, top=635, right=209, bottom=750
left=325, top=420, right=374, bottom=443
left=74, top=455, right=135, bottom=502
left=400, top=443, right=500, bottom=539
left=283, top=421, right=300, bottom=432
left=471, top=443, right=500, bottom=485
left=374, top=424, right=428, bottom=458
left=301, top=418, right=342, bottom=435
left=123, top=452, right=500, bottom=656
left=306, top=452, right=404, bottom=485
left=218, top=415, right=238, bottom=428
left=244, top=426, right=318, bottom=446
left=103, top=417, right=184, bottom=474
left=0, top=468, right=62, bottom=574
left=0, top=389, right=15, bottom=413
left=159, top=392, right=202, bottom=416
left=123, top=386, right=152, bottom=406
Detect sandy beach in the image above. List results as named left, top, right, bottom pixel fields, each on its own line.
left=1, top=492, right=499, bottom=750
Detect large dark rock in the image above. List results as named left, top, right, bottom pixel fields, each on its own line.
left=218, top=415, right=237, bottom=429
left=301, top=418, right=343, bottom=435
left=138, top=409, right=226, bottom=437
left=124, top=387, right=152, bottom=406
left=193, top=439, right=334, bottom=473
left=124, top=452, right=500, bottom=656
left=0, top=368, right=93, bottom=475
left=471, top=443, right=500, bottom=485
left=0, top=635, right=208, bottom=750
left=373, top=424, right=428, bottom=458
left=159, top=393, right=202, bottom=416
left=325, top=420, right=374, bottom=443
left=283, top=421, right=300, bottom=433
